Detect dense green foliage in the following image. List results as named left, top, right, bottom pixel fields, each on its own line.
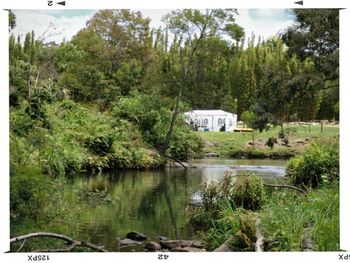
left=112, top=94, right=203, bottom=161
left=11, top=99, right=164, bottom=174
left=282, top=9, right=339, bottom=121
left=286, top=137, right=339, bottom=188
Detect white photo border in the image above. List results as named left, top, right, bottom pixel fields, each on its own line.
left=1, top=1, right=349, bottom=263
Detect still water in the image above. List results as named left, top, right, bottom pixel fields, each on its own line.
left=66, top=159, right=286, bottom=251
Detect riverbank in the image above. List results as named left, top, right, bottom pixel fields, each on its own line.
left=10, top=98, right=204, bottom=175
left=189, top=137, right=339, bottom=251
left=10, top=97, right=205, bottom=252
left=193, top=183, right=339, bottom=252
left=10, top=158, right=288, bottom=252
left=199, top=124, right=339, bottom=159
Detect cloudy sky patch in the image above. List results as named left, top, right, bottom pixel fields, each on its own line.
left=11, top=9, right=295, bottom=44
left=12, top=10, right=96, bottom=43
left=235, top=9, right=295, bottom=43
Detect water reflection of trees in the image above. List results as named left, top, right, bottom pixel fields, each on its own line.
left=67, top=169, right=203, bottom=250
left=137, top=170, right=193, bottom=239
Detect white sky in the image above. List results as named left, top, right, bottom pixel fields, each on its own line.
left=11, top=9, right=295, bottom=45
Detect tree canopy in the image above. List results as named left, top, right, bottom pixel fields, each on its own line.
left=9, top=9, right=339, bottom=128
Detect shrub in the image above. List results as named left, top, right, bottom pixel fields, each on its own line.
left=282, top=137, right=289, bottom=146
left=198, top=173, right=265, bottom=213
left=199, top=172, right=236, bottom=211
left=85, top=134, right=114, bottom=155
left=233, top=175, right=265, bottom=210
left=241, top=111, right=256, bottom=128
left=10, top=102, right=35, bottom=136
left=168, top=126, right=204, bottom=161
left=190, top=173, right=235, bottom=229
left=286, top=138, right=339, bottom=188
left=200, top=182, right=219, bottom=212
left=265, top=137, right=277, bottom=148
left=278, top=130, right=285, bottom=139
left=112, top=94, right=203, bottom=161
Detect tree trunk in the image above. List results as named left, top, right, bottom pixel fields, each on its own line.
left=160, top=18, right=208, bottom=156
left=255, top=218, right=264, bottom=252
left=161, top=85, right=182, bottom=156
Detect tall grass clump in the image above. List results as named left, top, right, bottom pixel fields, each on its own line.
left=260, top=184, right=339, bottom=251
left=233, top=175, right=264, bottom=210
left=308, top=185, right=339, bottom=251
left=201, top=200, right=258, bottom=251
left=260, top=190, right=308, bottom=251
left=189, top=172, right=265, bottom=250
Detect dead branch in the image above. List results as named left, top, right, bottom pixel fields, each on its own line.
left=213, top=236, right=235, bottom=252
left=10, top=232, right=108, bottom=252
left=255, top=218, right=264, bottom=252
left=271, top=173, right=287, bottom=186
left=263, top=183, right=307, bottom=195
left=17, top=239, right=27, bottom=252
left=223, top=173, right=306, bottom=195
left=166, top=155, right=188, bottom=169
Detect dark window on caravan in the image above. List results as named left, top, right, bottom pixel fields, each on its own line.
left=218, top=118, right=223, bottom=126
left=203, top=118, right=208, bottom=127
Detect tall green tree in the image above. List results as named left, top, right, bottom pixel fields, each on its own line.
left=58, top=10, right=154, bottom=102
left=161, top=9, right=244, bottom=155
left=282, top=9, right=339, bottom=120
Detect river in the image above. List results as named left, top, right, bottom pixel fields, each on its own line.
left=65, top=158, right=286, bottom=251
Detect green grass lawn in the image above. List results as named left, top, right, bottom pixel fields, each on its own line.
left=198, top=124, right=339, bottom=158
